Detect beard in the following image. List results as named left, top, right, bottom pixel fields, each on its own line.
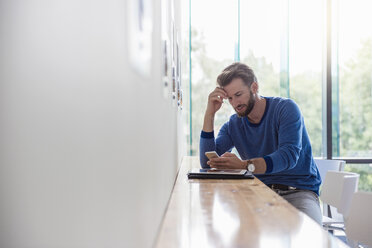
left=235, top=91, right=256, bottom=117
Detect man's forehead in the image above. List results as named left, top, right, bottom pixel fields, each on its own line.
left=222, top=81, right=249, bottom=95
left=223, top=87, right=240, bottom=95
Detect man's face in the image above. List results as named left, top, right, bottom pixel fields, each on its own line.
left=223, top=78, right=256, bottom=117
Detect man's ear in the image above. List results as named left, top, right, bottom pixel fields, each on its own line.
left=251, top=82, right=259, bottom=94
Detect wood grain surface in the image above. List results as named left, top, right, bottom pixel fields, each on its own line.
left=155, top=156, right=349, bottom=248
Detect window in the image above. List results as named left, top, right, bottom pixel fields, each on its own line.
left=288, top=0, right=323, bottom=156
left=337, top=0, right=372, bottom=159
left=190, top=0, right=237, bottom=154
left=189, top=0, right=372, bottom=191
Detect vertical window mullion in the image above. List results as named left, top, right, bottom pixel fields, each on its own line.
left=189, top=0, right=193, bottom=155
left=280, top=0, right=289, bottom=98
left=332, top=0, right=340, bottom=158
left=235, top=0, right=240, bottom=62
left=323, top=0, right=333, bottom=159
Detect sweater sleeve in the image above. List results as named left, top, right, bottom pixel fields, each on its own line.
left=266, top=99, right=303, bottom=173
left=199, top=122, right=234, bottom=168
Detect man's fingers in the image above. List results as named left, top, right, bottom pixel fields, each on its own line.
left=214, top=87, right=227, bottom=96
left=210, top=157, right=227, bottom=163
left=209, top=158, right=230, bottom=169
left=221, top=152, right=234, bottom=157
left=209, top=95, right=223, bottom=103
left=211, top=88, right=227, bottom=99
left=209, top=93, right=226, bottom=101
left=210, top=163, right=225, bottom=169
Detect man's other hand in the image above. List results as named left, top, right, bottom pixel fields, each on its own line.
left=207, top=152, right=245, bottom=169
left=205, top=87, right=227, bottom=117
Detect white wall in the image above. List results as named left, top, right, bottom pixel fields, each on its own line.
left=0, top=0, right=185, bottom=247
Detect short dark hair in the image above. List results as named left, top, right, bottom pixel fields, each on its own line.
left=217, top=62, right=257, bottom=87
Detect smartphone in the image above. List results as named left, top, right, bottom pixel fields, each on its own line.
left=205, top=151, right=220, bottom=160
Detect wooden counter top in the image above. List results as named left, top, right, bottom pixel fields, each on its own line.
left=155, top=156, right=349, bottom=248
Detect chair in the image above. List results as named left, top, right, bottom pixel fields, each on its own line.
left=345, top=191, right=372, bottom=247
left=314, top=159, right=346, bottom=217
left=314, top=159, right=345, bottom=182
left=320, top=171, right=359, bottom=231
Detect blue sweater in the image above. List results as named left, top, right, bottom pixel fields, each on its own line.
left=200, top=97, right=321, bottom=195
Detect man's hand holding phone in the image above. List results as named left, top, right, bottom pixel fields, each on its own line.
left=206, top=152, right=246, bottom=169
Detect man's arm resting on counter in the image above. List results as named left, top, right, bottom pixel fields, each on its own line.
left=208, top=155, right=270, bottom=174
left=243, top=157, right=268, bottom=174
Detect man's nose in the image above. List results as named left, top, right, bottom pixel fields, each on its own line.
left=230, top=98, right=238, bottom=107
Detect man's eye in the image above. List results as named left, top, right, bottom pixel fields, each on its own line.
left=236, top=94, right=241, bottom=97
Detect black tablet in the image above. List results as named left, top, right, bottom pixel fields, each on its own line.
left=187, top=168, right=254, bottom=179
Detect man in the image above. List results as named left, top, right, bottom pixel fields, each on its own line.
left=199, top=62, right=322, bottom=224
